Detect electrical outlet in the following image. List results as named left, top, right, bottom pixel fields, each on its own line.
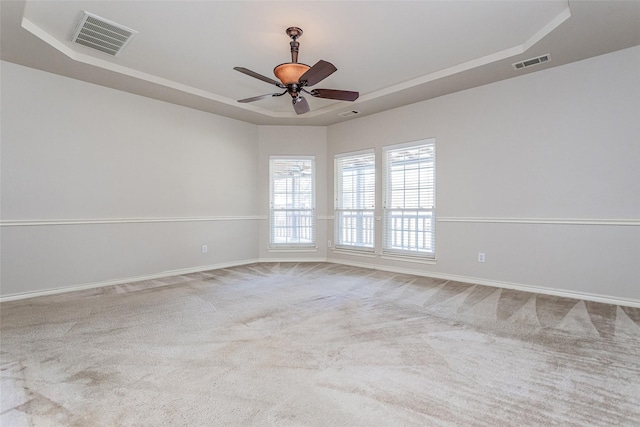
left=328, top=240, right=332, bottom=248
left=478, top=252, right=485, bottom=263
left=202, top=245, right=208, bottom=253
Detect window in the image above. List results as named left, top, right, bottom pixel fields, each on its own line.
left=383, top=139, right=435, bottom=258
left=269, top=156, right=316, bottom=248
left=335, top=150, right=375, bottom=250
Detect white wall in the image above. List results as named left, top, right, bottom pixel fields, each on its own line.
left=326, top=46, right=640, bottom=304
left=2, top=46, right=639, bottom=304
left=257, top=125, right=328, bottom=261
left=1, top=61, right=260, bottom=297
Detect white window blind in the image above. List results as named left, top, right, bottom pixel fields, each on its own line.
left=335, top=150, right=375, bottom=250
left=383, top=139, right=435, bottom=257
left=269, top=156, right=316, bottom=247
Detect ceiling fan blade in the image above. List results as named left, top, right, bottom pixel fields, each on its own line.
left=310, top=89, right=359, bottom=101
left=237, top=91, right=287, bottom=103
left=292, top=96, right=310, bottom=115
left=299, top=60, right=337, bottom=86
left=234, top=67, right=284, bottom=88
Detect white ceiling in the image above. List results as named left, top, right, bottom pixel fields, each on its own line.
left=2, top=1, right=639, bottom=126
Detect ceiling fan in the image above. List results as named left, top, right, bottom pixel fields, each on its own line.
left=234, top=27, right=359, bottom=115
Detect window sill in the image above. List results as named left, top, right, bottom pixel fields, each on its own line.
left=332, top=248, right=376, bottom=258
left=379, top=253, right=437, bottom=265
left=268, top=247, right=318, bottom=253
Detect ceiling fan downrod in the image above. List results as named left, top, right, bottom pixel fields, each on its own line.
left=286, top=27, right=303, bottom=63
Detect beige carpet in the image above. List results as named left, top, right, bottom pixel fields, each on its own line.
left=1, top=262, right=639, bottom=426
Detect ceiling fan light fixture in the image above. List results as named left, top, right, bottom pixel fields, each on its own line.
left=274, top=63, right=310, bottom=85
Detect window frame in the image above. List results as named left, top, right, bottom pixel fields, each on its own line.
left=334, top=149, right=376, bottom=252
left=382, top=139, right=436, bottom=259
left=269, top=156, right=316, bottom=249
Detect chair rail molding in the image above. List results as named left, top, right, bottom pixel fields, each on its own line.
left=437, top=217, right=640, bottom=226
left=0, top=216, right=266, bottom=227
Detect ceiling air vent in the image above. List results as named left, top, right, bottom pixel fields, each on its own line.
left=512, top=54, right=551, bottom=70
left=71, top=12, right=137, bottom=56
left=338, top=110, right=360, bottom=118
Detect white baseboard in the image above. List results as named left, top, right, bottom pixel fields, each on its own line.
left=326, top=257, right=640, bottom=308
left=0, top=258, right=261, bottom=302
left=0, top=258, right=325, bottom=302
left=3, top=257, right=638, bottom=308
